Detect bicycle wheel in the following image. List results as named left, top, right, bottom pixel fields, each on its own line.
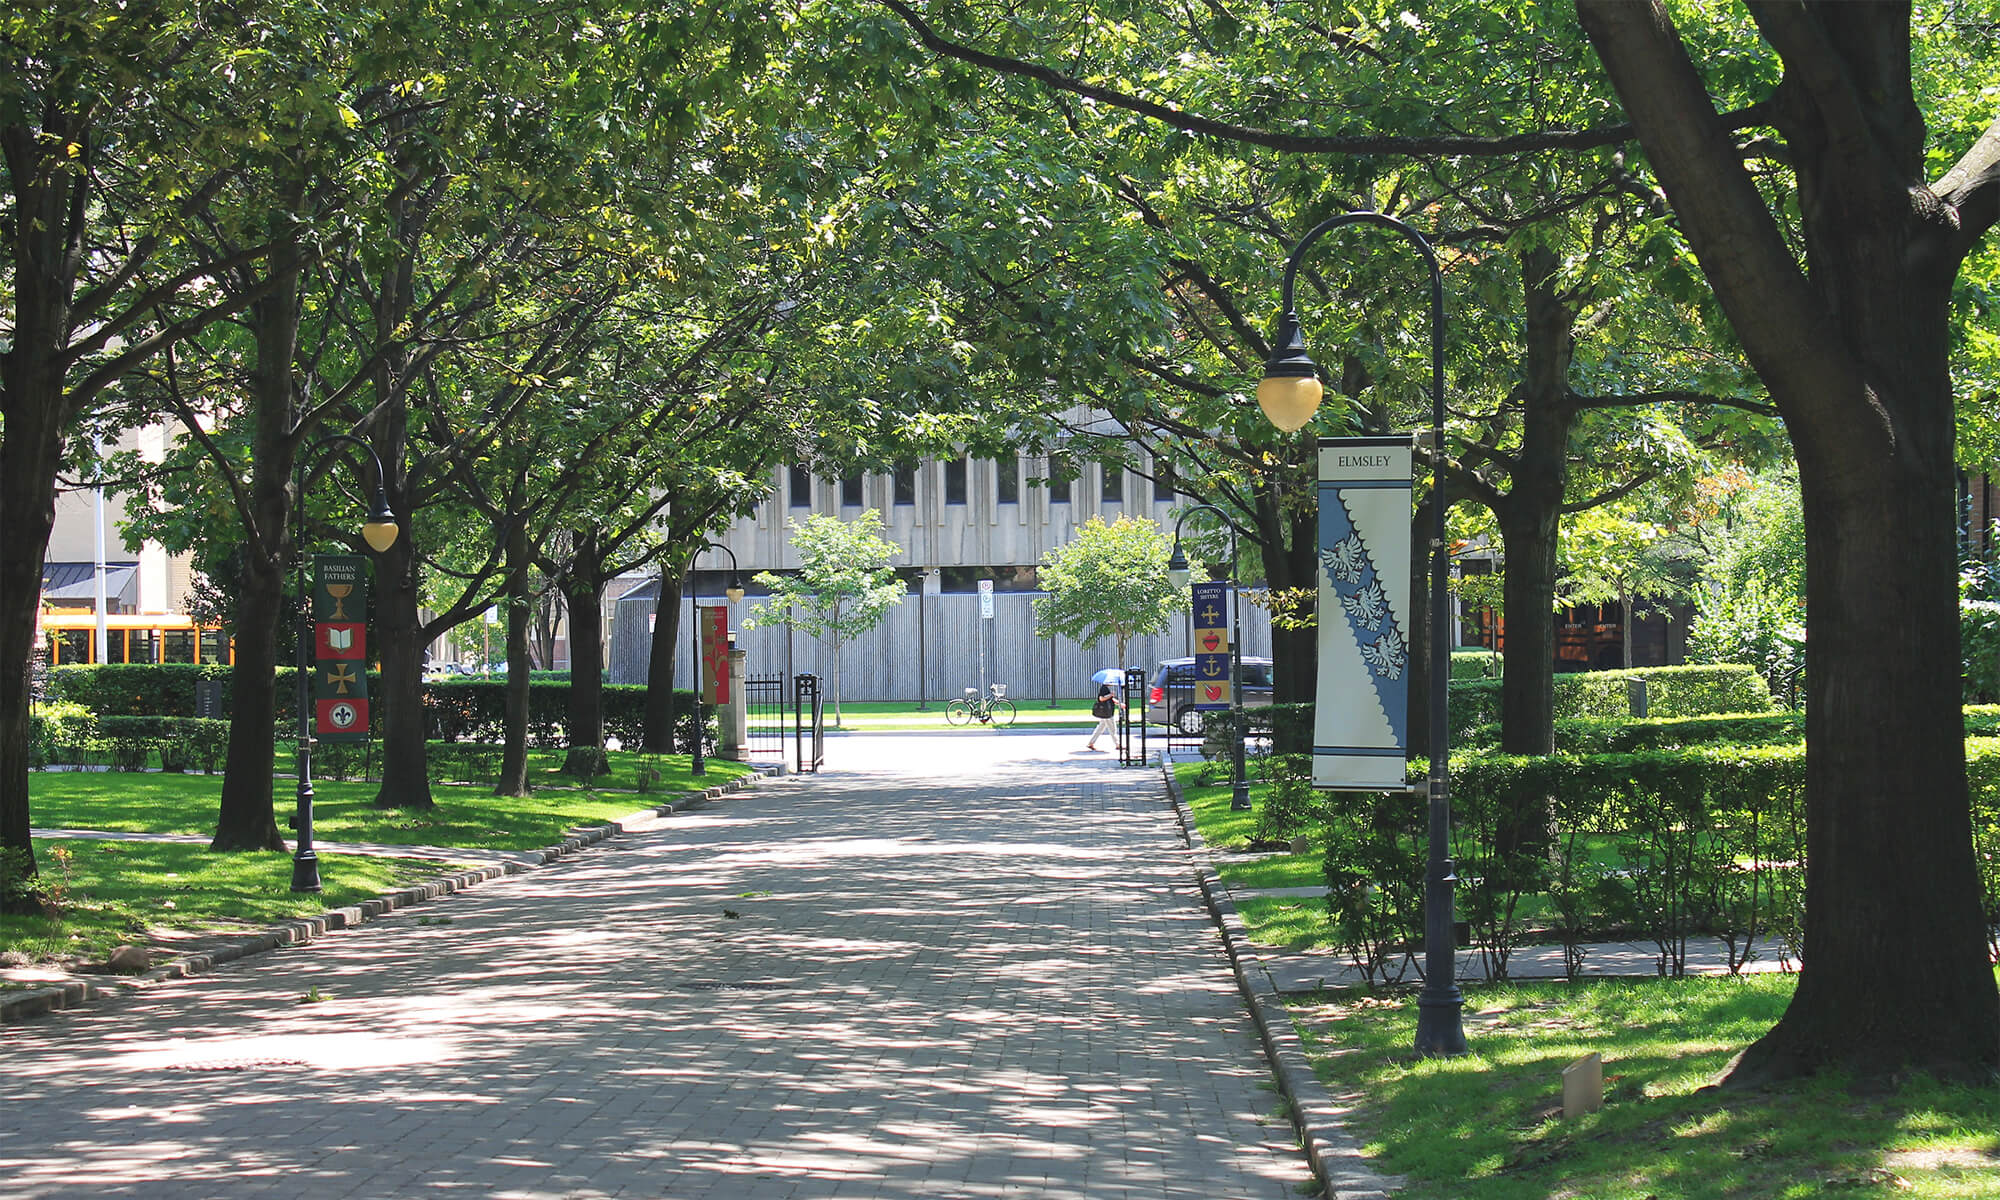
left=945, top=699, right=972, bottom=726
left=986, top=699, right=1016, bottom=727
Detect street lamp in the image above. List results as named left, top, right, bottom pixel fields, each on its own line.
left=688, top=541, right=744, bottom=777
left=292, top=433, right=399, bottom=894
left=1166, top=504, right=1249, bottom=812
left=1260, top=210, right=1464, bottom=1057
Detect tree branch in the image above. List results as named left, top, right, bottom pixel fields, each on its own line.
left=879, top=0, right=1769, bottom=158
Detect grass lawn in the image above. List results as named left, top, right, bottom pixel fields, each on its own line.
left=2, top=839, right=455, bottom=971
left=1290, top=974, right=2000, bottom=1199
left=1174, top=761, right=1344, bottom=949
left=29, top=759, right=751, bottom=851
left=7, top=754, right=760, bottom=969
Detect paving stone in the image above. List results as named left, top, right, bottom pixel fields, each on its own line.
left=0, top=734, right=1313, bottom=1199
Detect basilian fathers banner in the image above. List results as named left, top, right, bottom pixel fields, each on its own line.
left=312, top=554, right=372, bottom=743
left=1314, top=437, right=1414, bottom=790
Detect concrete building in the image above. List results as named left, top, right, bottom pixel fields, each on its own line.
left=609, top=453, right=1273, bottom=701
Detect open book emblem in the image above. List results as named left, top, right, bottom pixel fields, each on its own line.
left=326, top=627, right=354, bottom=652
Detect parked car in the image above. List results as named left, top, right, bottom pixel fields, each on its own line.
left=1146, top=656, right=1275, bottom=733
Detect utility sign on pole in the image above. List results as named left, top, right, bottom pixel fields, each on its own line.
left=1314, top=437, right=1414, bottom=789
left=978, top=578, right=994, bottom=619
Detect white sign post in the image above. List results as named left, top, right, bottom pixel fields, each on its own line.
left=977, top=579, right=994, bottom=701
left=1314, top=437, right=1416, bottom=790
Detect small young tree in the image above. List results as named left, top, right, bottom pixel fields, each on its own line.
left=746, top=510, right=906, bottom=724
left=1033, top=516, right=1183, bottom=673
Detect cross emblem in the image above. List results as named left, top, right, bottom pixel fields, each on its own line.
left=1199, top=603, right=1222, bottom=625
left=324, top=663, right=359, bottom=695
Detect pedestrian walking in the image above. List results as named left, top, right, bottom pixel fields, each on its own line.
left=1086, top=682, right=1117, bottom=750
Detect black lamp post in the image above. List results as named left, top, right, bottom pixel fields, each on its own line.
left=292, top=434, right=399, bottom=894
left=1259, top=211, right=1465, bottom=1058
left=1166, top=504, right=1248, bottom=812
left=688, top=541, right=744, bottom=777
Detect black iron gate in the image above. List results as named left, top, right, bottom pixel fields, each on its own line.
left=745, top=671, right=825, bottom=773
left=795, top=673, right=825, bottom=774
left=1117, top=666, right=1148, bottom=766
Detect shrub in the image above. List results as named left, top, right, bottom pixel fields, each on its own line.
left=93, top=716, right=233, bottom=774
left=1253, top=754, right=1325, bottom=846
left=1449, top=663, right=1773, bottom=739
left=1450, top=745, right=1806, bottom=976
left=46, top=662, right=233, bottom=717
left=29, top=701, right=97, bottom=766
left=1320, top=787, right=1426, bottom=986
left=1965, top=599, right=2000, bottom=703
left=1450, top=649, right=1502, bottom=680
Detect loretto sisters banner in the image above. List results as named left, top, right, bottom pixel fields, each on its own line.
left=1314, top=437, right=1414, bottom=790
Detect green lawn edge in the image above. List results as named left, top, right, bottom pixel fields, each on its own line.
left=1287, top=974, right=2000, bottom=1199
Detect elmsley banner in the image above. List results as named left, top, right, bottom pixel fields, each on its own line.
left=1314, top=437, right=1413, bottom=790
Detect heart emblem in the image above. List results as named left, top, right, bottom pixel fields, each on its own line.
left=1204, top=684, right=1224, bottom=701
left=1201, top=633, right=1221, bottom=651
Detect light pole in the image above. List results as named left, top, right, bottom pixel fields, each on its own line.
left=1258, top=210, right=1464, bottom=1057
left=292, top=434, right=399, bottom=894
left=688, top=541, right=745, bottom=776
left=1166, top=504, right=1248, bottom=812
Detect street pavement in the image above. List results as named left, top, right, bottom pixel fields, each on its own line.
left=0, top=733, right=1317, bottom=1199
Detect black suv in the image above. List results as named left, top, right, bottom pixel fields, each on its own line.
left=1146, top=656, right=1275, bottom=733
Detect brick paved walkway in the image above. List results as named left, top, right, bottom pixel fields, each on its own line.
left=0, top=734, right=1312, bottom=1199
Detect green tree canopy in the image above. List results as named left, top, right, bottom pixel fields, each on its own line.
left=1033, top=515, right=1182, bottom=672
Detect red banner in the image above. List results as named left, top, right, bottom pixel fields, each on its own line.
left=699, top=605, right=730, bottom=705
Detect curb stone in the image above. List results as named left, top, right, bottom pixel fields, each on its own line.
left=0, top=763, right=780, bottom=1024
left=1160, top=761, right=1406, bottom=1200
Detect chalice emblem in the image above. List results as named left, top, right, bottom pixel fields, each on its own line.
left=325, top=582, right=354, bottom=620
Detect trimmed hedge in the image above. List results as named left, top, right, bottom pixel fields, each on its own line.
left=422, top=678, right=707, bottom=750
left=47, top=663, right=233, bottom=717
left=1320, top=738, right=2000, bottom=982
left=44, top=664, right=707, bottom=753
left=1450, top=649, right=1503, bottom=680
left=1448, top=663, right=1774, bottom=737
left=1460, top=711, right=1808, bottom=754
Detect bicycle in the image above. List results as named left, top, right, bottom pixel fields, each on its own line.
left=945, top=683, right=1016, bottom=727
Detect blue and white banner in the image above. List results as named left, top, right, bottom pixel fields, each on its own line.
left=1314, top=437, right=1414, bottom=790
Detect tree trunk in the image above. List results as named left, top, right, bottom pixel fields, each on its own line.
left=370, top=528, right=435, bottom=809
left=561, top=556, right=609, bottom=778
left=0, top=116, right=90, bottom=905
left=214, top=238, right=302, bottom=851
left=495, top=516, right=533, bottom=797
left=1495, top=502, right=1560, bottom=758
left=643, top=567, right=683, bottom=751
left=1579, top=0, right=1999, bottom=1082
left=1263, top=489, right=1322, bottom=705
left=213, top=550, right=288, bottom=850
left=0, top=374, right=63, bottom=907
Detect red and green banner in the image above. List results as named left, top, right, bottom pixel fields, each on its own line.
left=312, top=555, right=371, bottom=743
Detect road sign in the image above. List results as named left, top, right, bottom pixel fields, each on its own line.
left=978, top=578, right=994, bottom=619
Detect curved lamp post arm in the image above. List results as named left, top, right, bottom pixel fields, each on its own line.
left=298, top=432, right=400, bottom=554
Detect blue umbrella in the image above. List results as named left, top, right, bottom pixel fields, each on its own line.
left=1091, top=667, right=1131, bottom=685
